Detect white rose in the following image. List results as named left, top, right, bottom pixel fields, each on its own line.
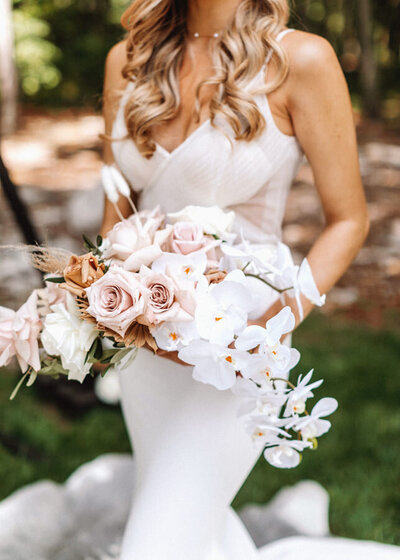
left=41, top=293, right=98, bottom=383
left=167, top=205, right=236, bottom=241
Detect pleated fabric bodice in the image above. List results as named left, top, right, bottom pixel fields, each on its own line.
left=111, top=28, right=304, bottom=243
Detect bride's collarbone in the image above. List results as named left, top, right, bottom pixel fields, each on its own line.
left=149, top=77, right=295, bottom=149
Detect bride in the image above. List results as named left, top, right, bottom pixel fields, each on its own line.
left=100, top=1, right=398, bottom=559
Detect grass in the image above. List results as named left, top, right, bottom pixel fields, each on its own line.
left=0, top=312, right=399, bottom=545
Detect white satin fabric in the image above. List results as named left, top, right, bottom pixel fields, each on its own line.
left=112, top=28, right=400, bottom=560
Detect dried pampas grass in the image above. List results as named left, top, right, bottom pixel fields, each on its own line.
left=0, top=244, right=73, bottom=275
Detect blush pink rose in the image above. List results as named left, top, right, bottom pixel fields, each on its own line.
left=85, top=266, right=149, bottom=337
left=138, top=267, right=194, bottom=325
left=169, top=222, right=206, bottom=255
left=103, top=208, right=171, bottom=272
left=103, top=220, right=150, bottom=262
left=44, top=278, right=67, bottom=306
left=0, top=307, right=16, bottom=368
left=0, top=292, right=42, bottom=372
left=13, top=291, right=42, bottom=372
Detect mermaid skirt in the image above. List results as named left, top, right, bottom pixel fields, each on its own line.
left=119, top=347, right=262, bottom=560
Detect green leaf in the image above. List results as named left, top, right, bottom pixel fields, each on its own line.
left=96, top=235, right=103, bottom=247
left=9, top=372, right=30, bottom=401
left=85, top=338, right=103, bottom=364
left=110, top=348, right=132, bottom=365
left=45, top=277, right=65, bottom=283
left=37, top=359, right=69, bottom=377
left=99, top=348, right=120, bottom=363
left=82, top=234, right=95, bottom=249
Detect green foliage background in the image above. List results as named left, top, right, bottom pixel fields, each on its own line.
left=11, top=0, right=400, bottom=120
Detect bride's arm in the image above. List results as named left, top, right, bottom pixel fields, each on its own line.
left=255, top=31, right=370, bottom=329
left=100, top=40, right=136, bottom=237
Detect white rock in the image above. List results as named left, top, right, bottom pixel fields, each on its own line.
left=0, top=455, right=329, bottom=559
left=239, top=480, right=330, bottom=547
left=0, top=480, right=70, bottom=560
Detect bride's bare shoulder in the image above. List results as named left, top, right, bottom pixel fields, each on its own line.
left=281, top=29, right=342, bottom=80
left=104, top=38, right=129, bottom=90
left=102, top=39, right=129, bottom=148
left=281, top=29, right=337, bottom=65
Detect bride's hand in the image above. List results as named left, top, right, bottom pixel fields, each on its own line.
left=155, top=348, right=188, bottom=365
left=142, top=343, right=188, bottom=366
left=246, top=297, right=285, bottom=329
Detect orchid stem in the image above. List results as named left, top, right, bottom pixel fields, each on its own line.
left=244, top=273, right=293, bottom=294
left=270, top=377, right=296, bottom=390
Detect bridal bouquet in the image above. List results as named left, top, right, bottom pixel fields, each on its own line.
left=0, top=165, right=338, bottom=469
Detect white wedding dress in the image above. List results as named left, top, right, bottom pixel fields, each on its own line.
left=111, top=28, right=400, bottom=560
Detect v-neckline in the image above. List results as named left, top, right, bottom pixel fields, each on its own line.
left=120, top=64, right=266, bottom=160
left=154, top=117, right=212, bottom=158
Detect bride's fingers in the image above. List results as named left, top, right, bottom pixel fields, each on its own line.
left=156, top=349, right=187, bottom=365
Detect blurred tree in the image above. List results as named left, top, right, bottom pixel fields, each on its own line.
left=7, top=1, right=400, bottom=122
left=0, top=0, right=18, bottom=134
left=356, top=0, right=380, bottom=117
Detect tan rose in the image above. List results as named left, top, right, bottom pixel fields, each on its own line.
left=63, top=254, right=105, bottom=297
left=205, top=269, right=227, bottom=284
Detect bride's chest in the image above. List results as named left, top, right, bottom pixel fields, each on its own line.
left=111, top=87, right=303, bottom=212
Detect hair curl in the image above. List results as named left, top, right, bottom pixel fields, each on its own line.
left=104, top=0, right=291, bottom=159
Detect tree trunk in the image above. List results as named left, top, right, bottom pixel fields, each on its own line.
left=356, top=0, right=380, bottom=117
left=0, top=0, right=18, bottom=135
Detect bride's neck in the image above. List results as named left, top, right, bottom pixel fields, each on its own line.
left=186, top=0, right=243, bottom=35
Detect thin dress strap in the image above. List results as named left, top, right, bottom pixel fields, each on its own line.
left=262, top=28, right=295, bottom=71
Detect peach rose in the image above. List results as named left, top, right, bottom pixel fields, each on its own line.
left=63, top=254, right=105, bottom=297
left=85, top=266, right=149, bottom=337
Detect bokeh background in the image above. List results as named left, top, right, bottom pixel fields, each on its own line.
left=0, top=0, right=399, bottom=547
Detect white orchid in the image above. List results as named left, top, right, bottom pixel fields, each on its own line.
left=263, top=437, right=313, bottom=469
left=271, top=243, right=326, bottom=320
left=150, top=320, right=199, bottom=352
left=244, top=414, right=291, bottom=443
left=151, top=251, right=208, bottom=289
left=283, top=369, right=323, bottom=417
left=288, top=397, right=338, bottom=441
left=220, top=234, right=279, bottom=276
left=236, top=306, right=294, bottom=350
left=195, top=274, right=253, bottom=346
left=235, top=306, right=298, bottom=376
left=241, top=347, right=300, bottom=383
left=178, top=340, right=250, bottom=390
left=231, top=377, right=288, bottom=418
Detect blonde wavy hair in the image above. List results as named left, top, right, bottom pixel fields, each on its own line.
left=105, top=0, right=291, bottom=159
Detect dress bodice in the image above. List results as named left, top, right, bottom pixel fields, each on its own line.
left=111, top=28, right=304, bottom=243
